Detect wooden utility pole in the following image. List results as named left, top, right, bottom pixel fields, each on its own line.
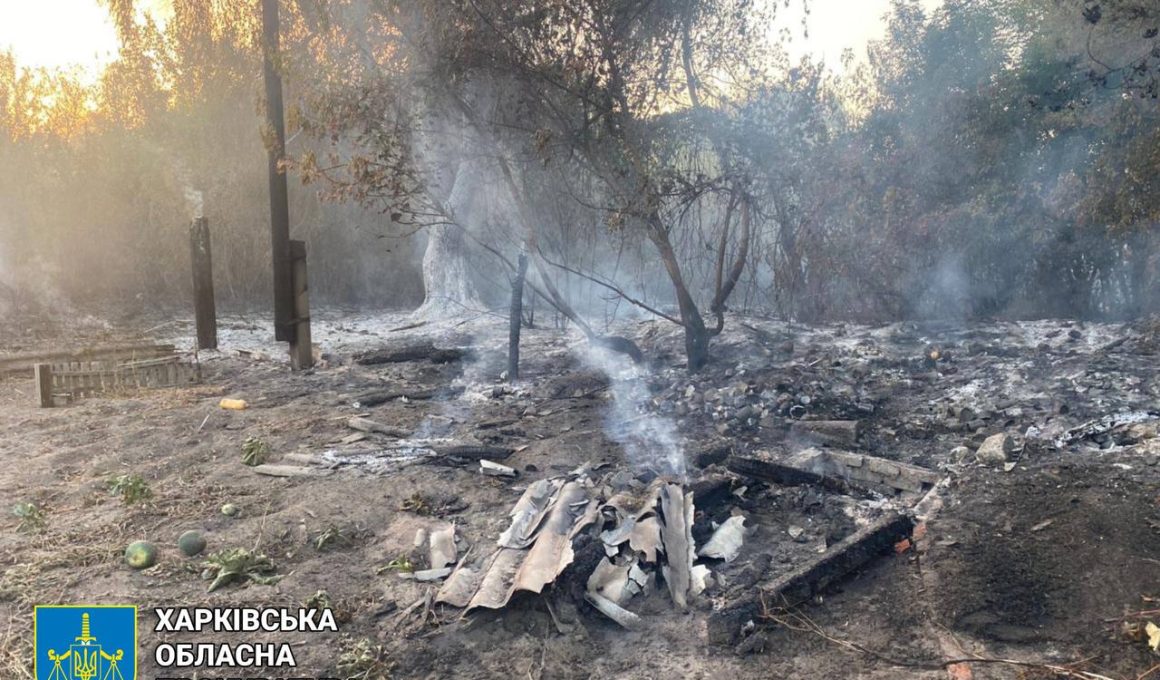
left=189, top=217, right=217, bottom=350
left=288, top=240, right=313, bottom=370
left=34, top=364, right=53, bottom=408
left=507, top=253, right=528, bottom=382
left=262, top=0, right=292, bottom=343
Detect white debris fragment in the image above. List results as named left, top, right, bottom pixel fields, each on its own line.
left=401, top=567, right=453, bottom=582
left=429, top=523, right=457, bottom=569
left=698, top=515, right=746, bottom=563
left=690, top=564, right=713, bottom=597
left=628, top=516, right=662, bottom=563
left=585, top=592, right=642, bottom=630
left=658, top=484, right=695, bottom=609
left=481, top=459, right=517, bottom=477
left=587, top=558, right=635, bottom=605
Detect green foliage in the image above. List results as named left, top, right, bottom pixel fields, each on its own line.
left=312, top=523, right=366, bottom=552
left=108, top=474, right=152, bottom=505
left=380, top=556, right=413, bottom=574
left=11, top=502, right=45, bottom=533
left=240, top=436, right=270, bottom=467
left=201, top=548, right=281, bottom=592
left=336, top=636, right=392, bottom=680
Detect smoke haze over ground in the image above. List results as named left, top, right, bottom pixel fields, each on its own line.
left=0, top=0, right=1156, bottom=341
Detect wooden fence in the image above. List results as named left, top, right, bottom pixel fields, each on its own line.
left=35, top=355, right=200, bottom=407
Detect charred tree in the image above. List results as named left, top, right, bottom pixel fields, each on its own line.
left=507, top=252, right=527, bottom=382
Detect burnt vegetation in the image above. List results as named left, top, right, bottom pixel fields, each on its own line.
left=0, top=0, right=1157, bottom=371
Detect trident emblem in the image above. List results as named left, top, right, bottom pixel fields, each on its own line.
left=45, top=612, right=125, bottom=680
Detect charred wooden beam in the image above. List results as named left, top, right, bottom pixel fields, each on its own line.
left=429, top=445, right=515, bottom=467
left=726, top=454, right=858, bottom=496
left=355, top=343, right=468, bottom=366
left=351, top=385, right=464, bottom=407
left=690, top=475, right=732, bottom=509
left=707, top=512, right=914, bottom=644
left=693, top=443, right=732, bottom=469
left=789, top=420, right=863, bottom=449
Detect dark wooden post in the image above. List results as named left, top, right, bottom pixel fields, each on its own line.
left=507, top=253, right=528, bottom=382
left=34, top=364, right=53, bottom=407
left=262, top=0, right=293, bottom=342
left=288, top=240, right=313, bottom=370
left=189, top=217, right=218, bottom=350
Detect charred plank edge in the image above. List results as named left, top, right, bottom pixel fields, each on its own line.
left=690, top=475, right=732, bottom=509
left=354, top=342, right=468, bottom=366
left=429, top=445, right=515, bottom=464
left=707, top=512, right=914, bottom=645
left=352, top=386, right=465, bottom=406
left=693, top=444, right=733, bottom=468
left=788, top=420, right=863, bottom=448
left=726, top=454, right=861, bottom=496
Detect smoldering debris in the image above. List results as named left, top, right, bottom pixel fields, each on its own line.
left=432, top=470, right=721, bottom=627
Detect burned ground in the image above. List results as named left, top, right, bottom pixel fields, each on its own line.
left=0, top=312, right=1157, bottom=679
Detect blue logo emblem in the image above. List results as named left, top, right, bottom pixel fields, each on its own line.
left=34, top=606, right=136, bottom=680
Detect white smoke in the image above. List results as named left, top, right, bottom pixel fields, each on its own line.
left=184, top=187, right=204, bottom=219
left=580, top=342, right=687, bottom=479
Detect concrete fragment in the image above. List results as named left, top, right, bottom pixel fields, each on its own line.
left=976, top=433, right=1014, bottom=464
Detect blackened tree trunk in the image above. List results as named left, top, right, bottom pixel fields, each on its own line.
left=648, top=214, right=711, bottom=372
left=508, top=253, right=527, bottom=381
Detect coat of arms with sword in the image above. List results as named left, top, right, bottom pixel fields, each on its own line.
left=45, top=612, right=125, bottom=680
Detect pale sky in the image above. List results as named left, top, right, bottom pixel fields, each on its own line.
left=779, top=0, right=944, bottom=70
left=0, top=0, right=942, bottom=80
left=0, top=0, right=120, bottom=80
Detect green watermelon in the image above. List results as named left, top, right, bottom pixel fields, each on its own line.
left=221, top=503, right=239, bottom=517
left=125, top=540, right=158, bottom=569
left=177, top=530, right=207, bottom=557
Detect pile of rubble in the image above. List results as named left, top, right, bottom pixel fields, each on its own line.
left=432, top=469, right=725, bottom=628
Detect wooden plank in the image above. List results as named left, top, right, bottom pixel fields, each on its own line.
left=251, top=464, right=331, bottom=478
left=0, top=344, right=176, bottom=376
left=34, top=364, right=53, bottom=408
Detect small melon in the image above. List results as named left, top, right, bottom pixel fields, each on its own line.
left=177, top=530, right=207, bottom=557
left=125, top=540, right=158, bottom=569
left=221, top=503, right=239, bottom=517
